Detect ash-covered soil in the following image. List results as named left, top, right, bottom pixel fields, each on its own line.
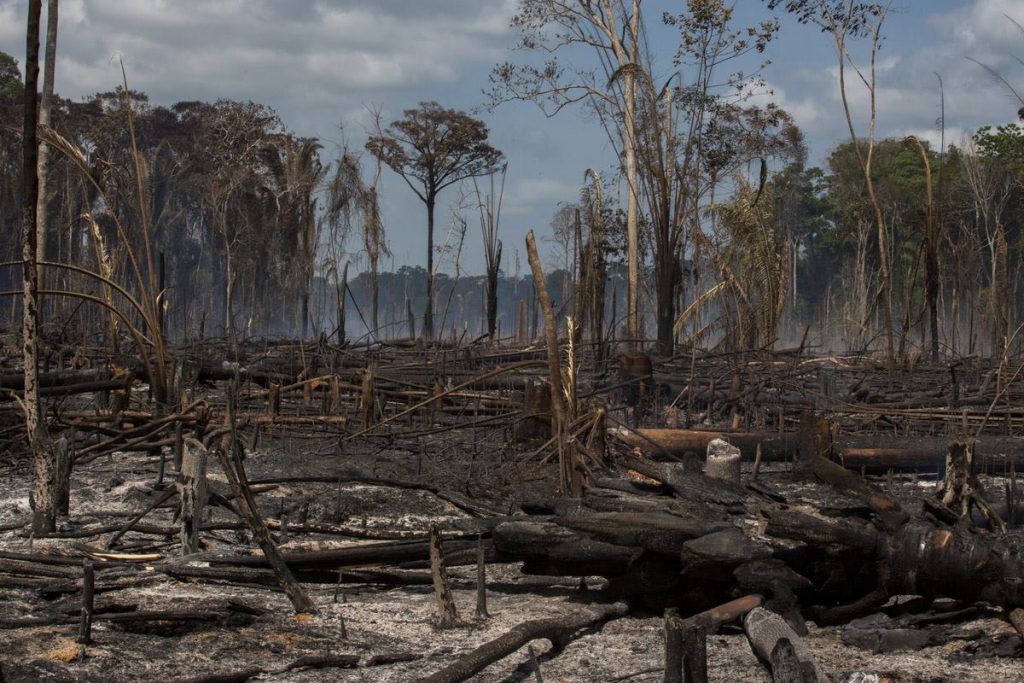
left=1, top=434, right=1023, bottom=682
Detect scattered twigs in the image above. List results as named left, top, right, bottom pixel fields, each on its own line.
left=106, top=487, right=177, bottom=550
left=339, top=359, right=545, bottom=443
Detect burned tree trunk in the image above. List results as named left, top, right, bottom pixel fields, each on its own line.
left=214, top=433, right=317, bottom=615
left=178, top=438, right=208, bottom=554
left=429, top=524, right=459, bottom=628
left=420, top=602, right=629, bottom=683
left=23, top=0, right=56, bottom=535
left=933, top=439, right=1005, bottom=530
left=483, top=416, right=1024, bottom=620
left=526, top=230, right=577, bottom=496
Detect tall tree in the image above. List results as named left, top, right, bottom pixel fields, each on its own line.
left=325, top=143, right=388, bottom=339
left=22, top=0, right=55, bottom=533
left=0, top=51, right=20, bottom=98
left=366, top=102, right=503, bottom=339
left=474, top=164, right=506, bottom=340
left=963, top=125, right=1024, bottom=356
left=647, top=2, right=782, bottom=353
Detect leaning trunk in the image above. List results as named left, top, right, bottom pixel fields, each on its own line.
left=337, top=261, right=348, bottom=345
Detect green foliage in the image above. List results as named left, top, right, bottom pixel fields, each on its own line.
left=762, top=0, right=886, bottom=36
left=706, top=176, right=787, bottom=349
left=365, top=102, right=503, bottom=204
left=0, top=50, right=21, bottom=99
left=974, top=123, right=1024, bottom=168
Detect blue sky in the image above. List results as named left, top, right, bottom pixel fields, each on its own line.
left=1, top=0, right=1022, bottom=274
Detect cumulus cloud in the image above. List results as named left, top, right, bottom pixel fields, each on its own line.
left=0, top=0, right=516, bottom=126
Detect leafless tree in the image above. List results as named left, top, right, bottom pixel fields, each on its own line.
left=491, top=0, right=642, bottom=347
left=473, top=164, right=506, bottom=340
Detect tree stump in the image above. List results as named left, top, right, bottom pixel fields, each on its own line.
left=936, top=440, right=1005, bottom=531
left=178, top=437, right=208, bottom=554
left=705, top=438, right=741, bottom=484
left=359, top=369, right=377, bottom=429
left=53, top=436, right=71, bottom=516
left=430, top=524, right=459, bottom=628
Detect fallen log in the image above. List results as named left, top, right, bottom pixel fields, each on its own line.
left=0, top=608, right=230, bottom=630
left=609, top=427, right=799, bottom=462
left=612, top=427, right=1024, bottom=472
left=203, top=537, right=484, bottom=571
left=744, top=607, right=826, bottom=683
left=419, top=601, right=629, bottom=683
left=211, top=428, right=317, bottom=615
left=665, top=594, right=765, bottom=682
left=0, top=367, right=142, bottom=391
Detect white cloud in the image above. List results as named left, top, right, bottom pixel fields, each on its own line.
left=757, top=0, right=1023, bottom=167
left=0, top=0, right=516, bottom=122
left=929, top=0, right=1024, bottom=52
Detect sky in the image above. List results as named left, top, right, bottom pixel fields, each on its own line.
left=1, top=0, right=1022, bottom=275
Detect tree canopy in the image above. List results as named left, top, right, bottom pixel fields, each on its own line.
left=0, top=51, right=21, bottom=99
left=365, top=102, right=503, bottom=205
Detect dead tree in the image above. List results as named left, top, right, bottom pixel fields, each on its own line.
left=22, top=0, right=57, bottom=534
left=526, top=230, right=577, bottom=496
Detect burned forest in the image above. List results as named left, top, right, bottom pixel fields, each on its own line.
left=4, top=1, right=1024, bottom=682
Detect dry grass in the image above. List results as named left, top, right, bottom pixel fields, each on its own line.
left=45, top=638, right=83, bottom=663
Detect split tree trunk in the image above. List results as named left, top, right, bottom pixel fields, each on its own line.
left=526, top=230, right=577, bottom=496
left=178, top=438, right=208, bottom=554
